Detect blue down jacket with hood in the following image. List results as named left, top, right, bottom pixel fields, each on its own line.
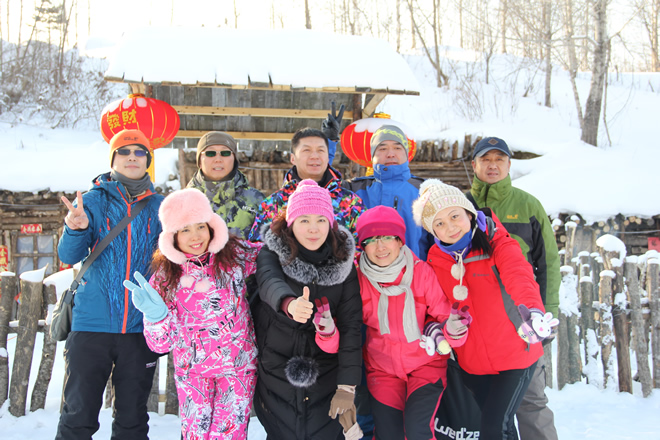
left=346, top=162, right=435, bottom=260
left=58, top=173, right=163, bottom=334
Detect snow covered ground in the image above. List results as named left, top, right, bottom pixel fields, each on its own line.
left=2, top=334, right=659, bottom=439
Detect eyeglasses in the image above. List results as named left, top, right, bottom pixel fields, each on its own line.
left=116, top=148, right=148, bottom=157
left=203, top=150, right=232, bottom=158
left=360, top=235, right=397, bottom=247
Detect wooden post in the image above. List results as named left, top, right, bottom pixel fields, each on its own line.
left=9, top=275, right=44, bottom=416
left=648, top=259, right=660, bottom=388
left=557, top=265, right=581, bottom=388
left=543, top=344, right=553, bottom=389
left=557, top=265, right=570, bottom=390
left=591, top=252, right=603, bottom=324
left=30, top=284, right=58, bottom=411
left=147, top=359, right=160, bottom=413
left=0, top=273, right=18, bottom=406
left=165, top=353, right=179, bottom=415
left=597, top=236, right=632, bottom=393
left=599, top=271, right=614, bottom=387
left=624, top=257, right=652, bottom=397
left=564, top=221, right=578, bottom=271
left=105, top=373, right=114, bottom=409
left=612, top=262, right=632, bottom=393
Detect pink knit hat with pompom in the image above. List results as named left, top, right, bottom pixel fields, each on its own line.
left=158, top=188, right=229, bottom=264
left=286, top=179, right=335, bottom=226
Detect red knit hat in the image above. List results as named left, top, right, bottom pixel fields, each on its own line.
left=286, top=179, right=335, bottom=226
left=356, top=205, right=406, bottom=245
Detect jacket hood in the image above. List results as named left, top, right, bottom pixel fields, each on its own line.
left=261, top=223, right=355, bottom=286
left=372, top=162, right=411, bottom=182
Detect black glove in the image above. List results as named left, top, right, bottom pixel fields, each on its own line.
left=321, top=101, right=345, bottom=141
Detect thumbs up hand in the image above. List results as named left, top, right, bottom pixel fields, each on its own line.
left=288, top=286, right=314, bottom=323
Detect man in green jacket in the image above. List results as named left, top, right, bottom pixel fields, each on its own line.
left=469, top=136, right=559, bottom=440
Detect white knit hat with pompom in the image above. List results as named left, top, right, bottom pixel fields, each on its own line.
left=412, top=179, right=477, bottom=237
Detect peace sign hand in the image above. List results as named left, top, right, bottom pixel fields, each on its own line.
left=61, top=191, right=89, bottom=230
left=321, top=101, right=345, bottom=141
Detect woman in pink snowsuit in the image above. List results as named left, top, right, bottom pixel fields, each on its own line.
left=124, top=188, right=262, bottom=440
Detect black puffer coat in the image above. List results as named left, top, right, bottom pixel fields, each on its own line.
left=253, top=225, right=362, bottom=440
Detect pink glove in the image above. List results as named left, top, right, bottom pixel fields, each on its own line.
left=314, top=297, right=336, bottom=337
left=420, top=322, right=451, bottom=356
left=444, top=302, right=472, bottom=338
left=517, top=304, right=559, bottom=344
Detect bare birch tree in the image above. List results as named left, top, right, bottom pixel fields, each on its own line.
left=507, top=0, right=561, bottom=106
left=305, top=0, right=312, bottom=29
left=581, top=0, right=610, bottom=146
left=636, top=0, right=660, bottom=71
left=407, top=0, right=449, bottom=86
left=562, top=0, right=586, bottom=133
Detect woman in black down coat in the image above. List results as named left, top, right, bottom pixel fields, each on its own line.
left=253, top=180, right=363, bottom=440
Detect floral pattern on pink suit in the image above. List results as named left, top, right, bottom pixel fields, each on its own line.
left=144, top=241, right=262, bottom=440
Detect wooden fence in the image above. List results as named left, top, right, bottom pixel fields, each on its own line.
left=0, top=270, right=179, bottom=417
left=555, top=221, right=659, bottom=396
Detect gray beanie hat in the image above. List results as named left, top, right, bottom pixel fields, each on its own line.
left=196, top=131, right=238, bottom=166
left=370, top=125, right=409, bottom=158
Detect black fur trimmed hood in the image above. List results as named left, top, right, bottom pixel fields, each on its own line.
left=261, top=223, right=355, bottom=286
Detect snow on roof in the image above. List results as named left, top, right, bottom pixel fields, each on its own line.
left=104, top=27, right=421, bottom=94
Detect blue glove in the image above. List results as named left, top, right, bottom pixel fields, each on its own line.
left=123, top=271, right=168, bottom=322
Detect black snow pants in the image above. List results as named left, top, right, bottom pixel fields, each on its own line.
left=55, top=331, right=159, bottom=440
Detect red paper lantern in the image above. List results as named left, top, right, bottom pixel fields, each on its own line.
left=99, top=94, right=180, bottom=149
left=340, top=114, right=416, bottom=167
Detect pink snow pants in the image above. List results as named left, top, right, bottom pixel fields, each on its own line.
left=175, top=368, right=256, bottom=440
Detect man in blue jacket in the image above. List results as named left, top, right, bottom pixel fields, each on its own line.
left=55, top=129, right=164, bottom=440
left=345, top=124, right=434, bottom=260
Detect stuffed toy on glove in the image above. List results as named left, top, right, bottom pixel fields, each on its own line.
left=420, top=322, right=451, bottom=356
left=517, top=304, right=559, bottom=344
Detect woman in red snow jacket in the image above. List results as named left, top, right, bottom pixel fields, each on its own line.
left=355, top=205, right=471, bottom=440
left=413, top=179, right=559, bottom=440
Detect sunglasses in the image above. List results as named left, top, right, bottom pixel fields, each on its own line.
left=116, top=148, right=148, bottom=157
left=360, top=235, right=397, bottom=247
left=204, top=150, right=232, bottom=158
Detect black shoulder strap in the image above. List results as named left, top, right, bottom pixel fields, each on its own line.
left=464, top=190, right=479, bottom=210
left=70, top=196, right=150, bottom=292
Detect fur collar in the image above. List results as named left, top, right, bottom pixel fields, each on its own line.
left=261, top=224, right=355, bottom=286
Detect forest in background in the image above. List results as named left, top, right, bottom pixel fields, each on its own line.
left=0, top=0, right=657, bottom=146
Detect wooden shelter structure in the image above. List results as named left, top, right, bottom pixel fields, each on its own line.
left=103, top=27, right=421, bottom=193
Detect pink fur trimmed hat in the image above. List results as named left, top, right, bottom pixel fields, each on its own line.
left=158, top=188, right=229, bottom=264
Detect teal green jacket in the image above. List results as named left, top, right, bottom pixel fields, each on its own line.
left=469, top=175, right=560, bottom=317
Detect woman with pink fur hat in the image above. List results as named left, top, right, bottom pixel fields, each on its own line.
left=123, top=188, right=262, bottom=440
